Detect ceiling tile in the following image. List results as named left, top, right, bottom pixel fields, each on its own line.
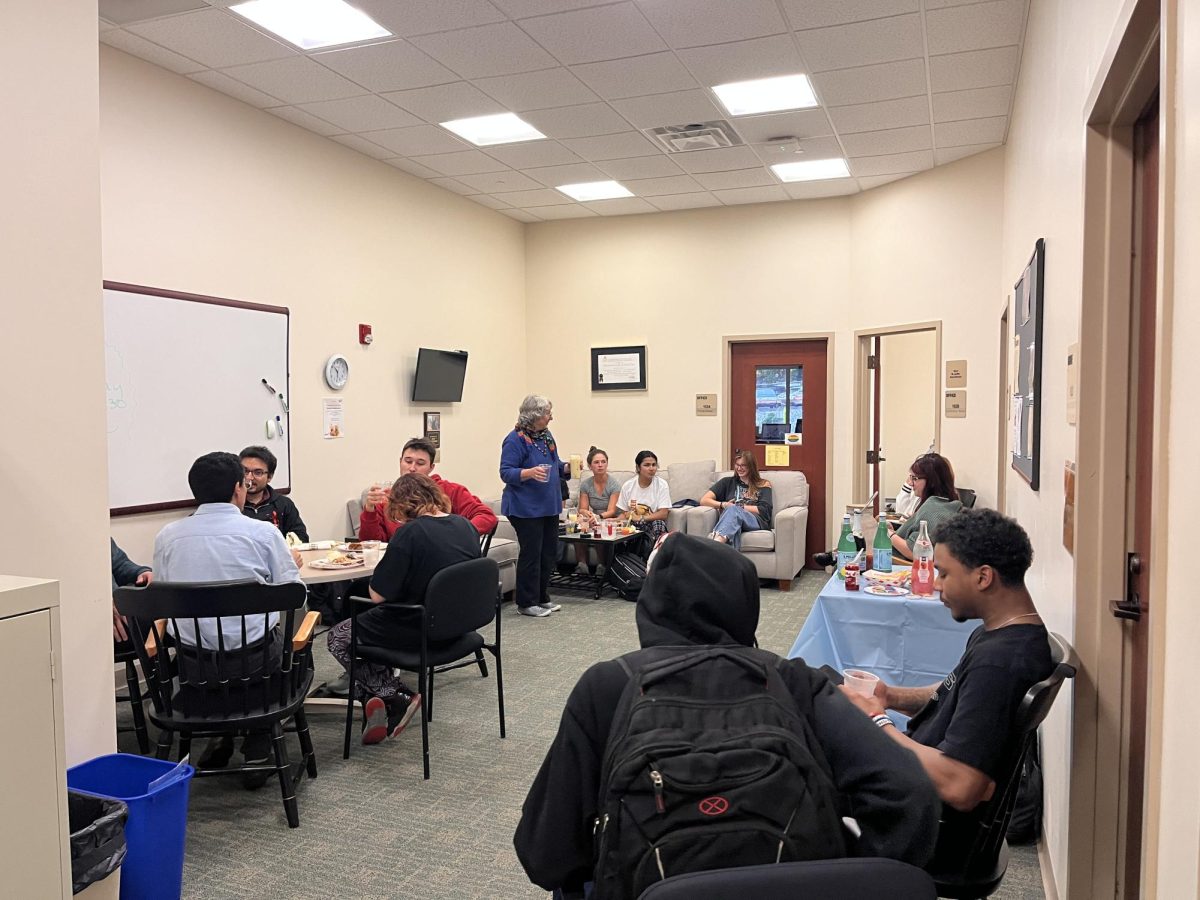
left=408, top=150, right=510, bottom=176
left=222, top=57, right=367, bottom=105
left=812, top=59, right=928, bottom=106
left=793, top=14, right=923, bottom=73
left=624, top=174, right=705, bottom=196
left=929, top=47, right=1019, bottom=92
left=934, top=142, right=1002, bottom=164
left=188, top=69, right=284, bottom=107
left=329, top=133, right=394, bottom=160
left=466, top=194, right=513, bottom=209
left=828, top=95, right=929, bottom=134
left=753, top=134, right=845, bottom=164
left=609, top=90, right=724, bottom=130
left=476, top=69, right=600, bottom=111
left=524, top=161, right=609, bottom=186
left=561, top=131, right=663, bottom=161
left=427, top=176, right=477, bottom=195
left=100, top=29, right=205, bottom=74
left=493, top=0, right=612, bottom=16
left=490, top=187, right=574, bottom=206
left=848, top=149, right=933, bottom=176
left=522, top=204, right=599, bottom=219
left=126, top=8, right=292, bottom=68
left=499, top=208, right=541, bottom=222
left=454, top=170, right=544, bottom=192
left=678, top=35, right=806, bottom=87
left=298, top=95, right=423, bottom=132
left=782, top=0, right=918, bottom=30
left=361, top=124, right=470, bottom=156
left=713, top=185, right=789, bottom=205
left=647, top=192, right=723, bottom=211
left=351, top=0, right=508, bottom=37
left=522, top=102, right=632, bottom=139
left=639, top=0, right=787, bottom=49
left=857, top=172, right=916, bottom=190
left=673, top=145, right=770, bottom=174
left=730, top=108, right=833, bottom=143
left=267, top=105, right=343, bottom=136
left=926, top=0, right=1026, bottom=55
left=98, top=0, right=208, bottom=26
left=382, top=82, right=505, bottom=123
left=934, top=116, right=1007, bottom=147
left=410, top=23, right=558, bottom=78
left=584, top=197, right=659, bottom=216
left=483, top=141, right=583, bottom=168
left=933, top=85, right=1013, bottom=122
left=782, top=179, right=861, bottom=199
left=519, top=3, right=667, bottom=66
left=692, top=168, right=775, bottom=190
left=841, top=124, right=932, bottom=156
left=384, top=157, right=445, bottom=179
left=594, top=156, right=684, bottom=180
left=570, top=52, right=698, bottom=100
left=313, top=40, right=459, bottom=93
left=926, top=0, right=1001, bottom=6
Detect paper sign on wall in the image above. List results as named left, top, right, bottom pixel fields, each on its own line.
left=765, top=445, right=790, bottom=466
left=322, top=398, right=344, bottom=439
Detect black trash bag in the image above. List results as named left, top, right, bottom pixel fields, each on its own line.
left=68, top=791, right=128, bottom=894
left=1007, top=734, right=1043, bottom=845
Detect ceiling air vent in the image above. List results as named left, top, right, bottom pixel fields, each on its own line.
left=644, top=121, right=744, bottom=153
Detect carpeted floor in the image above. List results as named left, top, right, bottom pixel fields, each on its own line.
left=116, top=569, right=1045, bottom=899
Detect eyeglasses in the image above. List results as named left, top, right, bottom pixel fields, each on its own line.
left=243, top=467, right=268, bottom=477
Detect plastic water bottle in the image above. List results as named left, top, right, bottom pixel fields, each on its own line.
left=836, top=514, right=857, bottom=572
left=872, top=514, right=893, bottom=572
left=911, top=521, right=935, bottom=596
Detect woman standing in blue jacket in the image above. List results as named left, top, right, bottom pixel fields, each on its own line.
left=500, top=394, right=570, bottom=618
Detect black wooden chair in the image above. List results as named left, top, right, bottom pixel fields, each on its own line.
left=635, top=857, right=937, bottom=899
left=113, top=580, right=319, bottom=828
left=113, top=639, right=151, bottom=754
left=341, top=557, right=504, bottom=779
left=927, top=631, right=1078, bottom=898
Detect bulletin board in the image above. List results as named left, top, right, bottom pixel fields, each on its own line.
left=1011, top=239, right=1045, bottom=490
left=104, top=282, right=290, bottom=514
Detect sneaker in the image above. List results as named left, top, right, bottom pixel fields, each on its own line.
left=324, top=672, right=351, bottom=697
left=197, top=735, right=235, bottom=769
left=574, top=563, right=590, bottom=576
left=594, top=564, right=606, bottom=579
left=361, top=696, right=388, bottom=745
left=518, top=604, right=552, bottom=618
left=386, top=693, right=422, bottom=738
left=240, top=733, right=274, bottom=790
left=541, top=600, right=562, bottom=612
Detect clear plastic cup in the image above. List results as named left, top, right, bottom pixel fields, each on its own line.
left=843, top=669, right=880, bottom=697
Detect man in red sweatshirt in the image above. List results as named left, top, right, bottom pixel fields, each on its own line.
left=360, top=437, right=497, bottom=539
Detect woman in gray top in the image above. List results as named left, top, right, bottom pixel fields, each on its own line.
left=574, top=446, right=620, bottom=574
left=891, top=452, right=963, bottom=559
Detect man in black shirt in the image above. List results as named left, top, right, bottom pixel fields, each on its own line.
left=239, top=445, right=308, bottom=541
left=840, top=509, right=1052, bottom=853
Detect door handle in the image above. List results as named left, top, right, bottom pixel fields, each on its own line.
left=1110, top=552, right=1143, bottom=621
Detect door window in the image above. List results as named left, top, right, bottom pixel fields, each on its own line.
left=755, top=366, right=802, bottom=443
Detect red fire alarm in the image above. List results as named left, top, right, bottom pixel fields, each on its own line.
left=359, top=324, right=373, bottom=345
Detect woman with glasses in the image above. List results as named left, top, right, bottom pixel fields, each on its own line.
left=700, top=449, right=774, bottom=548
left=617, top=450, right=672, bottom=544
left=889, top=452, right=962, bottom=560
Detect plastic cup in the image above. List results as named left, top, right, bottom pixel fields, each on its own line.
left=363, top=545, right=382, bottom=566
left=843, top=669, right=879, bottom=697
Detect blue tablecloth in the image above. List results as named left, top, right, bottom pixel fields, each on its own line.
left=788, top=575, right=976, bottom=688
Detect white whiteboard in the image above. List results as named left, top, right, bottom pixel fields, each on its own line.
left=104, top=283, right=290, bottom=513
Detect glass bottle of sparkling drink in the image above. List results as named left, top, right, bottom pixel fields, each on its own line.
left=836, top=514, right=857, bottom=572
left=911, top=521, right=935, bottom=596
left=872, top=513, right=893, bottom=572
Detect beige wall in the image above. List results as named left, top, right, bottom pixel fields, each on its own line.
left=99, top=48, right=528, bottom=562
left=878, top=329, right=939, bottom=500
left=525, top=149, right=1004, bottom=546
left=0, top=7, right=113, bottom=764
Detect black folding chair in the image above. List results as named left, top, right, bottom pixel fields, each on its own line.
left=113, top=638, right=150, bottom=754
left=341, top=557, right=504, bottom=779
left=928, top=631, right=1078, bottom=898
left=114, top=580, right=319, bottom=828
left=479, top=523, right=497, bottom=557
left=636, top=857, right=936, bottom=899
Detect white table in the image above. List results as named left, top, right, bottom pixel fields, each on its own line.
left=297, top=547, right=380, bottom=585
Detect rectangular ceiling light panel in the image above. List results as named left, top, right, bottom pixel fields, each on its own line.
left=440, top=113, right=547, bottom=147
left=771, top=158, right=851, bottom=182
left=231, top=0, right=390, bottom=50
left=712, top=74, right=818, bottom=116
left=557, top=180, right=633, bottom=201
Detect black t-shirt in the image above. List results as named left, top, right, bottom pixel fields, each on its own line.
left=906, top=623, right=1052, bottom=780
left=709, top=475, right=774, bottom=528
left=360, top=515, right=480, bottom=639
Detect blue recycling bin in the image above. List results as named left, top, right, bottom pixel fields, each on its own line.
left=67, top=754, right=193, bottom=900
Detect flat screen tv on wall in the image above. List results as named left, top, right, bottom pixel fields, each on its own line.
left=412, top=348, right=468, bottom=402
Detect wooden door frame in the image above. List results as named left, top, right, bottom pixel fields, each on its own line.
left=1071, top=2, right=1167, bottom=897
left=850, top=321, right=943, bottom=504
left=996, top=300, right=1009, bottom=515
left=721, top=332, right=834, bottom=550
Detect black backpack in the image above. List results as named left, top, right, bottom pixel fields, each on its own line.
left=606, top=553, right=647, bottom=602
left=592, top=647, right=847, bottom=900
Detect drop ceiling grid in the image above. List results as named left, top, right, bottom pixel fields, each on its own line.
left=96, top=0, right=1028, bottom=216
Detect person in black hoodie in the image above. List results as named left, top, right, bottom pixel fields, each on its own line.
left=513, top=533, right=939, bottom=896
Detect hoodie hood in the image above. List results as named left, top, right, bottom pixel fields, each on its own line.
left=635, top=533, right=760, bottom=648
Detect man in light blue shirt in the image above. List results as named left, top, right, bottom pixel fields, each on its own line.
left=152, top=451, right=303, bottom=781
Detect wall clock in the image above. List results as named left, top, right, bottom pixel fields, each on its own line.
left=324, top=354, right=350, bottom=390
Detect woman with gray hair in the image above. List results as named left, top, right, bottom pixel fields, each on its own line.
left=500, top=394, right=570, bottom=617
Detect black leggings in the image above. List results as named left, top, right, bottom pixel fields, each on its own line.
left=509, top=515, right=560, bottom=608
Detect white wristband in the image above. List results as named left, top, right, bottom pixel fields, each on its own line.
left=872, top=713, right=894, bottom=729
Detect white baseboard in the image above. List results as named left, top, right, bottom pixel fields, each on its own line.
left=1038, top=832, right=1060, bottom=900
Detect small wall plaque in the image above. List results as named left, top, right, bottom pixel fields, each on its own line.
left=695, top=393, right=717, bottom=416
left=946, top=359, right=968, bottom=388
left=945, top=390, right=967, bottom=418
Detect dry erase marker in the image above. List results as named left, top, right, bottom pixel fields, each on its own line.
left=278, top=393, right=289, bottom=413
left=276, top=415, right=284, bottom=438
left=262, top=378, right=278, bottom=395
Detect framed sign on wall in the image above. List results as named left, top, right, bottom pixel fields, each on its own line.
left=591, top=345, right=647, bottom=391
left=1011, top=238, right=1045, bottom=490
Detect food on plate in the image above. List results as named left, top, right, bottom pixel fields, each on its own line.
left=325, top=552, right=356, bottom=566
left=345, top=542, right=363, bottom=551
left=865, top=583, right=909, bottom=597
left=863, top=567, right=912, bottom=586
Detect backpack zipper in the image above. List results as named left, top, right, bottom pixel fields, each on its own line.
left=649, top=769, right=665, bottom=813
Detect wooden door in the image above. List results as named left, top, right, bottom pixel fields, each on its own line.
left=1115, top=93, right=1157, bottom=900
left=730, top=339, right=828, bottom=568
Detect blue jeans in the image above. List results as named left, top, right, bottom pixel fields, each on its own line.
left=712, top=505, right=761, bottom=549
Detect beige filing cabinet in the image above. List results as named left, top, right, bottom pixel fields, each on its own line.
left=0, top=576, right=72, bottom=897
